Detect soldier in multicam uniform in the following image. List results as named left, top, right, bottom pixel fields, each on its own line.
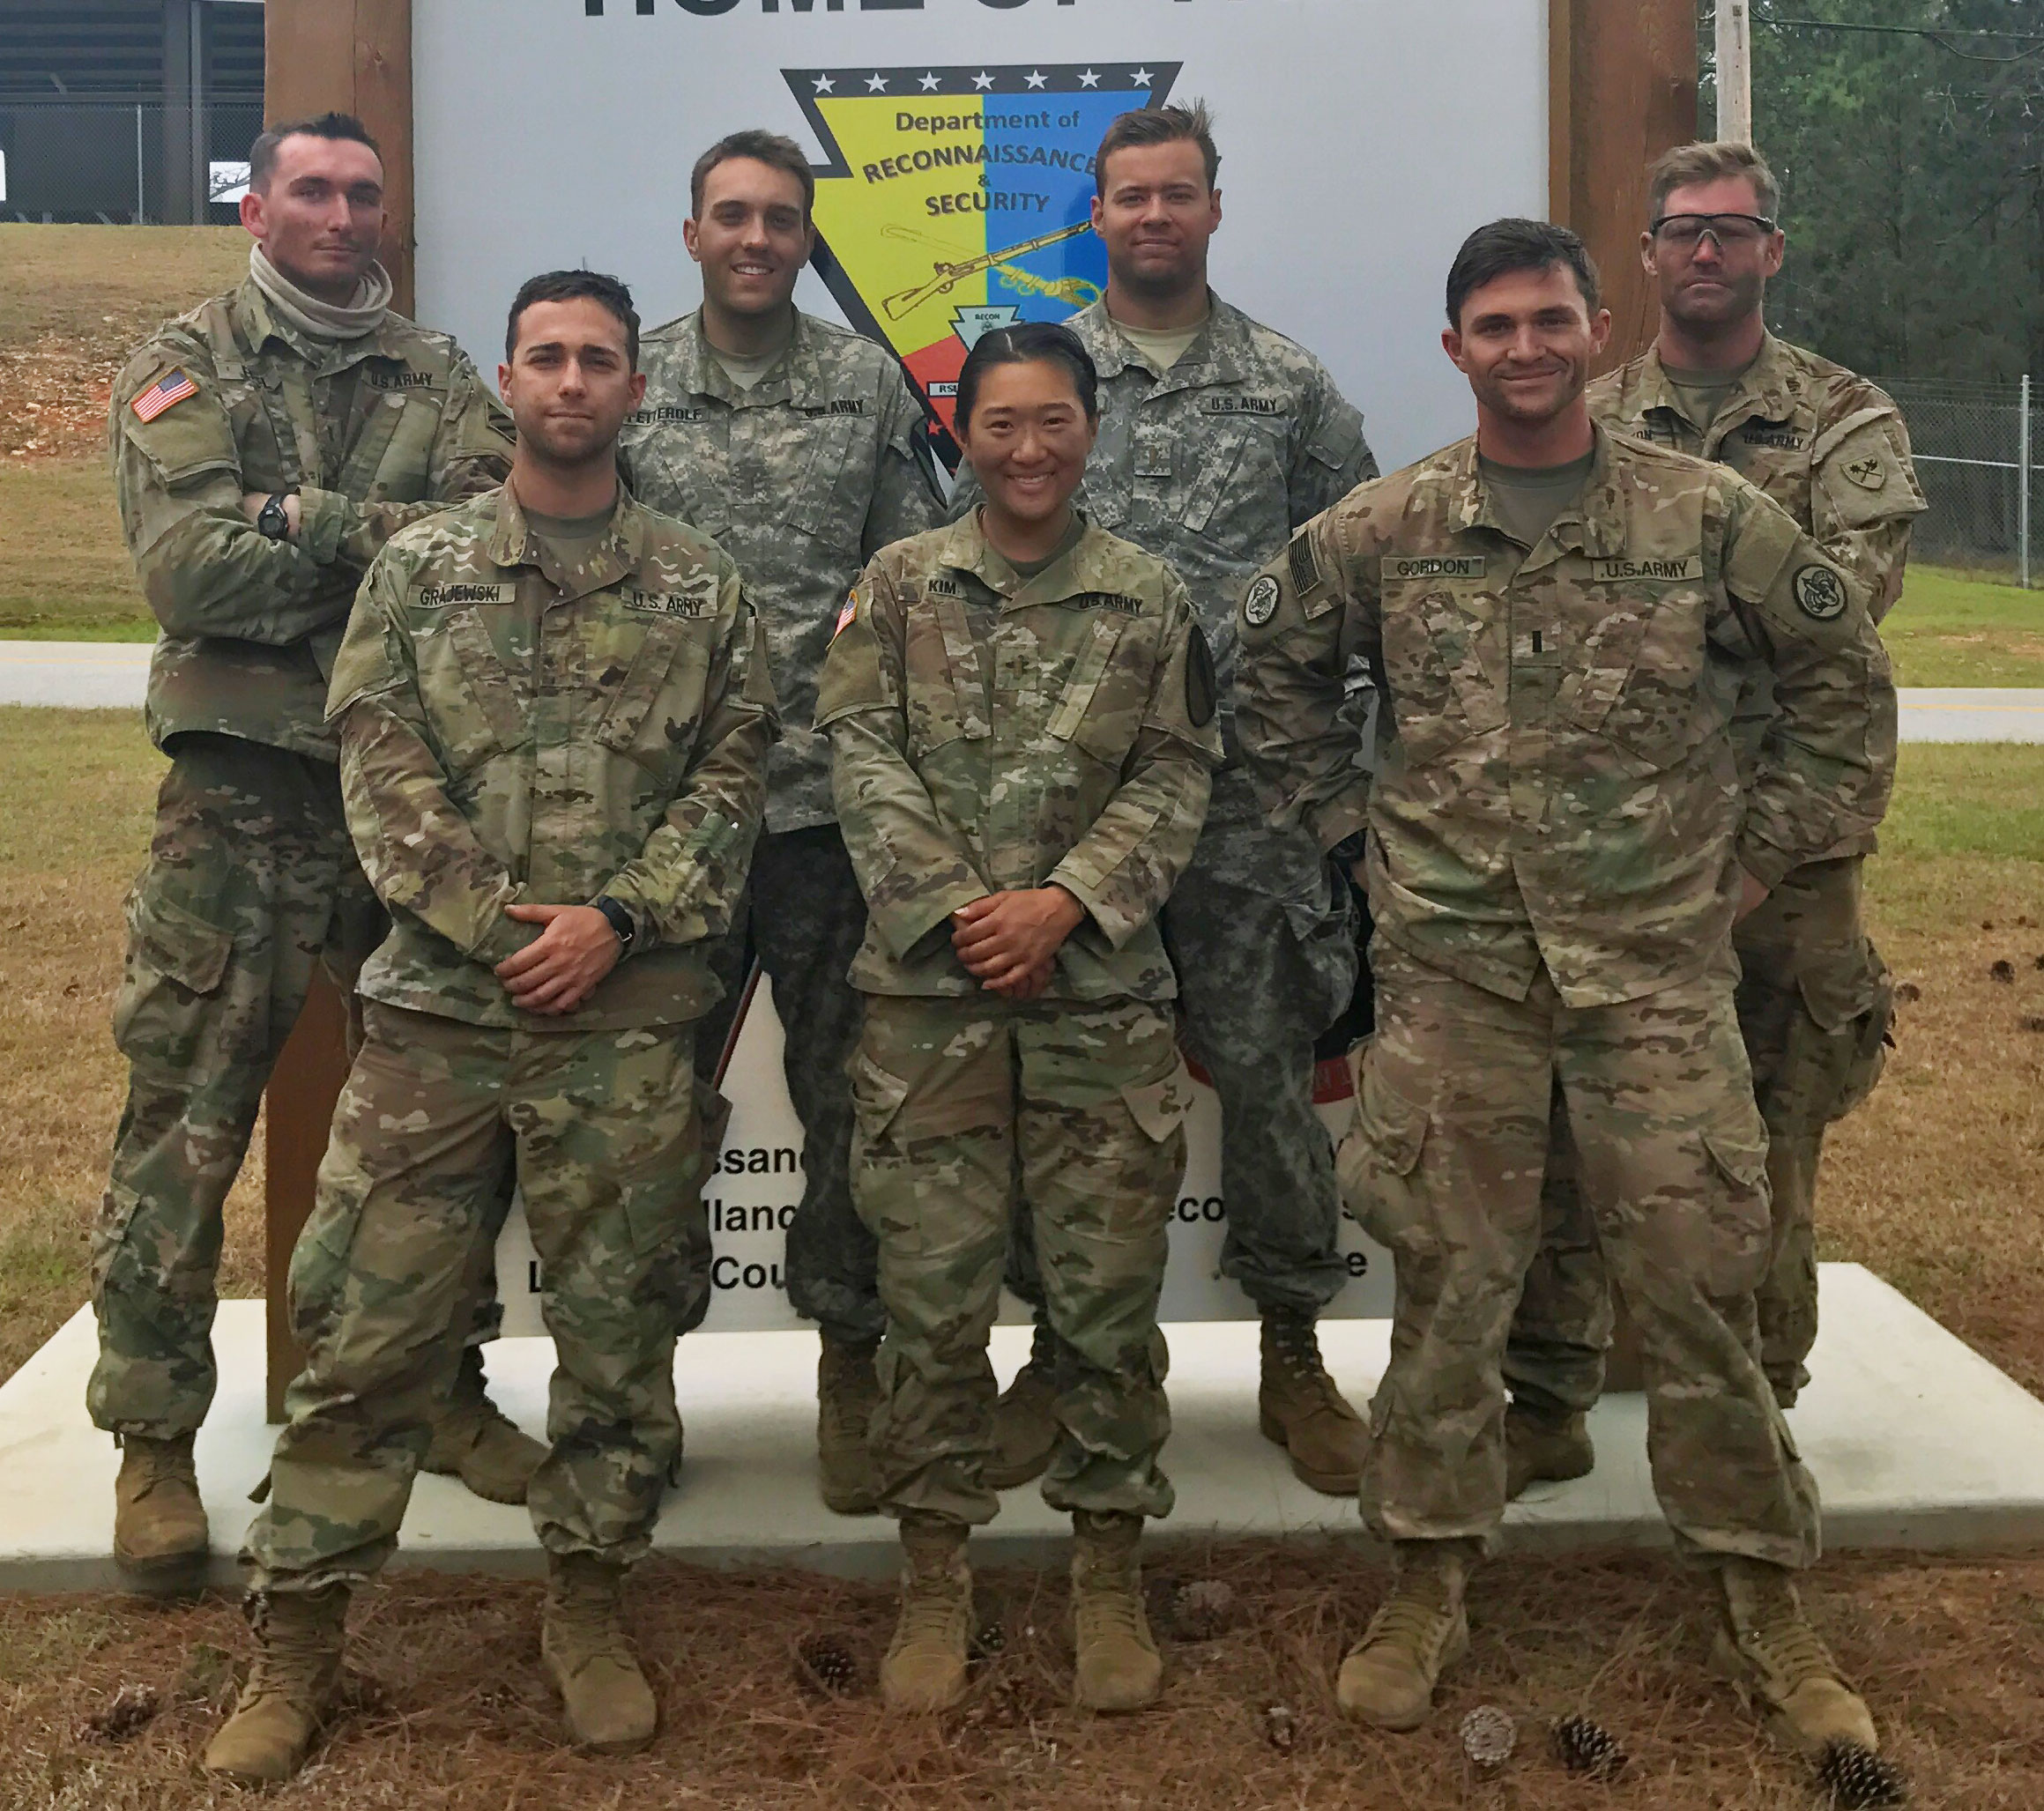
left=620, top=131, right=945, bottom=1515
left=820, top=323, right=1222, bottom=1715
left=203, top=272, right=777, bottom=1785
left=95, top=112, right=538, bottom=1592
left=1237, top=220, right=1896, bottom=1763
left=956, top=103, right=1380, bottom=1497
left=1504, top=143, right=1924, bottom=1493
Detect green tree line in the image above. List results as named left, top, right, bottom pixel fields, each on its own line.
left=1715, top=0, right=2043, bottom=379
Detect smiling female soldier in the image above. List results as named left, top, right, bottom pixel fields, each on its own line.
left=816, top=323, right=1223, bottom=1714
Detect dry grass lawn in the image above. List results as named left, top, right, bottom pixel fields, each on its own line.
left=0, top=715, right=2037, bottom=1806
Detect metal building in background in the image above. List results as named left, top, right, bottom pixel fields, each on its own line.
left=0, top=1, right=264, bottom=224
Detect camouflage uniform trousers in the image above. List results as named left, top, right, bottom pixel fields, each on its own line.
left=89, top=733, right=387, bottom=1439
left=1349, top=940, right=1820, bottom=1566
left=851, top=993, right=1190, bottom=1527
left=693, top=824, right=875, bottom=1340
left=1007, top=766, right=1356, bottom=1319
left=242, top=1002, right=707, bottom=1591
left=1504, top=857, right=1894, bottom=1418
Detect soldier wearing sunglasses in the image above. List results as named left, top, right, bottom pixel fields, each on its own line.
left=1504, top=140, right=1923, bottom=1496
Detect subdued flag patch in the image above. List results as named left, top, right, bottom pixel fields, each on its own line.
left=130, top=368, right=198, bottom=423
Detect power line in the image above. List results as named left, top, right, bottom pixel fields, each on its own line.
left=1763, top=17, right=2044, bottom=42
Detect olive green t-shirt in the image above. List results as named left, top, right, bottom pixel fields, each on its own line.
left=1476, top=449, right=1596, bottom=551
left=1113, top=312, right=1208, bottom=375
left=524, top=497, right=619, bottom=570
left=1661, top=353, right=1759, bottom=436
left=985, top=508, right=1089, bottom=581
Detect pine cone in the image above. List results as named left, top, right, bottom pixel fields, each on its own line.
left=1553, top=1713, right=1626, bottom=1780
left=1459, top=1703, right=1516, bottom=1769
left=1817, top=1740, right=1907, bottom=1807
left=1262, top=1703, right=1297, bottom=1753
left=1172, top=1578, right=1240, bottom=1641
left=793, top=1632, right=858, bottom=1696
left=969, top=1617, right=1007, bottom=1663
left=82, top=1683, right=160, bottom=1743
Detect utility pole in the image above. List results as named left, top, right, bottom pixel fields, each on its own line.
left=1716, top=0, right=1753, bottom=145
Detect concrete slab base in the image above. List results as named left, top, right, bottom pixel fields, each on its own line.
left=5, top=1264, right=2042, bottom=1592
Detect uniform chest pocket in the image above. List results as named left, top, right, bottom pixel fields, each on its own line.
left=1182, top=418, right=1286, bottom=542
left=413, top=606, right=529, bottom=776
left=1077, top=410, right=1133, bottom=530
left=1382, top=586, right=1507, bottom=764
left=903, top=595, right=992, bottom=758
left=1558, top=587, right=1712, bottom=771
left=1046, top=613, right=1146, bottom=770
left=783, top=412, right=866, bottom=552
left=346, top=390, right=444, bottom=504
left=595, top=615, right=712, bottom=780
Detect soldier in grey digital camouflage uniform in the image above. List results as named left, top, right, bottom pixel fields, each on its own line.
left=1238, top=220, right=1895, bottom=1766
left=1504, top=144, right=1923, bottom=1491
left=620, top=131, right=945, bottom=1515
left=955, top=104, right=1379, bottom=1496
left=94, top=113, right=535, bottom=1591
left=204, top=272, right=777, bottom=1786
left=821, top=323, right=1222, bottom=1716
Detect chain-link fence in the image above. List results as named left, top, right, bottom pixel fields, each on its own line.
left=0, top=97, right=264, bottom=226
left=1879, top=375, right=2039, bottom=587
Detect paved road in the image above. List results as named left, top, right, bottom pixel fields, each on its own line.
left=3, top=641, right=2043, bottom=741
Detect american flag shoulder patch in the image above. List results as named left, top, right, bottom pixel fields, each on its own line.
left=832, top=589, right=860, bottom=638
left=131, top=367, right=199, bottom=424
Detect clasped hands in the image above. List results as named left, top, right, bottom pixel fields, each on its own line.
left=494, top=902, right=621, bottom=1014
left=951, top=887, right=1086, bottom=999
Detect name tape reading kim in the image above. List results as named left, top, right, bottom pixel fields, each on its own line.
left=496, top=974, right=1393, bottom=1334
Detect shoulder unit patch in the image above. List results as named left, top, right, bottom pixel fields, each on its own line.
left=1793, top=565, right=1847, bottom=621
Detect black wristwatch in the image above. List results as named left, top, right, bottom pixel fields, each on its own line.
left=255, top=492, right=293, bottom=541
left=592, top=894, right=636, bottom=956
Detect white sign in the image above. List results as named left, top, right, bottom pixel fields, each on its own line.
left=496, top=976, right=1391, bottom=1334
left=413, top=0, right=1547, bottom=472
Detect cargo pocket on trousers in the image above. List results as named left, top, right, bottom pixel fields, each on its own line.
left=848, top=1047, right=913, bottom=1147
left=1337, top=1056, right=1434, bottom=1259
left=1119, top=1061, right=1194, bottom=1145
left=1701, top=1118, right=1772, bottom=1297
left=110, top=880, right=236, bottom=1068
left=1797, top=952, right=1894, bottom=1125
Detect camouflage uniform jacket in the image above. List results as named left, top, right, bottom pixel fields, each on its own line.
left=953, top=293, right=1376, bottom=751
left=1590, top=330, right=1922, bottom=857
left=108, top=276, right=515, bottom=761
left=817, top=512, right=1223, bottom=1001
left=327, top=483, right=779, bottom=1030
left=1235, top=427, right=1896, bottom=1009
left=620, top=307, right=946, bottom=834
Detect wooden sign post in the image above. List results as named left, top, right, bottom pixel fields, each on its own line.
left=256, top=0, right=1695, bottom=1414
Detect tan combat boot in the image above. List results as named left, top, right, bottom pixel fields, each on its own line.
left=1505, top=1407, right=1595, bottom=1500
left=201, top=1586, right=349, bottom=1784
left=1336, top=1542, right=1473, bottom=1731
left=1713, top=1556, right=1877, bottom=1759
left=816, top=1330, right=883, bottom=1516
left=423, top=1346, right=547, bottom=1506
left=881, top=1514, right=972, bottom=1711
left=1070, top=1510, right=1163, bottom=1712
left=542, top=1551, right=658, bottom=1753
left=1258, top=1309, right=1369, bottom=1495
left=112, top=1432, right=209, bottom=1590
left=985, top=1315, right=1059, bottom=1490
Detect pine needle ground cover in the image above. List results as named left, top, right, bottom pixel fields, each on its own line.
left=0, top=714, right=2038, bottom=1803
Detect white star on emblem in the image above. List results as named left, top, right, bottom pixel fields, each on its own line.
left=1131, top=67, right=1155, bottom=87
left=919, top=71, right=941, bottom=92
left=1025, top=70, right=1048, bottom=89
left=866, top=72, right=889, bottom=93
left=1078, top=68, right=1102, bottom=88
left=812, top=74, right=835, bottom=94
left=972, top=71, right=995, bottom=91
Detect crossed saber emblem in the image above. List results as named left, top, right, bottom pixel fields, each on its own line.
left=880, top=220, right=1103, bottom=322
